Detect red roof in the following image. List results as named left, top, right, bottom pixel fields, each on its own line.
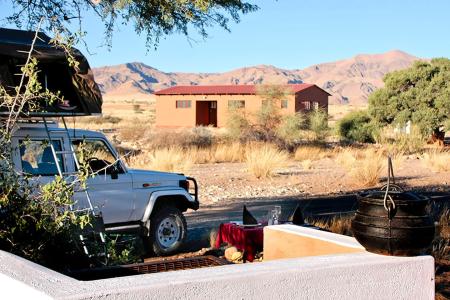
left=154, top=84, right=329, bottom=96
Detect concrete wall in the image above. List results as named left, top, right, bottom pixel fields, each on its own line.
left=0, top=226, right=435, bottom=300
left=264, top=225, right=364, bottom=260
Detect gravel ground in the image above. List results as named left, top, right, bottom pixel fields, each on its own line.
left=188, top=156, right=450, bottom=206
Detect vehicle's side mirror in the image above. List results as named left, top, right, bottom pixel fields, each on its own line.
left=110, top=165, right=119, bottom=180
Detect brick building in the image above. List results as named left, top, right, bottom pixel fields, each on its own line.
left=154, top=84, right=330, bottom=127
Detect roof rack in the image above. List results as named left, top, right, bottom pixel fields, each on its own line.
left=15, top=118, right=58, bottom=128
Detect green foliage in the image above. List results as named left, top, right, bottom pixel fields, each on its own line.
left=251, top=84, right=293, bottom=142
left=226, top=106, right=251, bottom=140
left=368, top=58, right=450, bottom=136
left=276, top=113, right=306, bottom=144
left=337, top=110, right=377, bottom=143
left=6, top=0, right=258, bottom=48
left=0, top=28, right=96, bottom=270
left=308, top=109, right=329, bottom=141
left=107, top=235, right=143, bottom=266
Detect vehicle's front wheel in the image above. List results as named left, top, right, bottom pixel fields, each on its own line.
left=146, top=206, right=187, bottom=256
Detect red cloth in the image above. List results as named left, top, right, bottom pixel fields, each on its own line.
left=215, top=223, right=264, bottom=262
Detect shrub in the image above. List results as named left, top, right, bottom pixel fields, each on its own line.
left=308, top=109, right=329, bottom=141
left=126, top=148, right=193, bottom=173
left=337, top=148, right=385, bottom=187
left=213, top=143, right=245, bottom=163
left=188, top=126, right=214, bottom=148
left=376, top=125, right=425, bottom=154
left=294, top=145, right=328, bottom=161
left=245, top=143, right=289, bottom=178
left=118, top=120, right=150, bottom=143
left=276, top=113, right=306, bottom=145
left=337, top=110, right=377, bottom=143
left=226, top=107, right=251, bottom=140
left=423, top=149, right=450, bottom=172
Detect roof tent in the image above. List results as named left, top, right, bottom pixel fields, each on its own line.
left=0, top=28, right=102, bottom=117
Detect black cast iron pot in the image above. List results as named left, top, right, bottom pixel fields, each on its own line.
left=351, top=190, right=435, bottom=256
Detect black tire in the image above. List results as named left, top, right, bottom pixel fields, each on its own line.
left=146, top=206, right=187, bottom=256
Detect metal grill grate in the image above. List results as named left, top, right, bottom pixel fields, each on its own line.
left=131, top=256, right=227, bottom=273
left=69, top=256, right=229, bottom=281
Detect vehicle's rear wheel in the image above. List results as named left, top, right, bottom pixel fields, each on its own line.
left=146, top=206, right=187, bottom=256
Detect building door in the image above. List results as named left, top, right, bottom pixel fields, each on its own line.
left=196, top=101, right=217, bottom=127
left=208, top=101, right=217, bottom=127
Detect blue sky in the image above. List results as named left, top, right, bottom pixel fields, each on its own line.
left=1, top=0, right=450, bottom=72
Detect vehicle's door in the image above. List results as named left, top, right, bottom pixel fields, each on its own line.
left=72, top=139, right=134, bottom=224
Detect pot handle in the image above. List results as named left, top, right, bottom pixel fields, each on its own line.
left=382, top=156, right=400, bottom=218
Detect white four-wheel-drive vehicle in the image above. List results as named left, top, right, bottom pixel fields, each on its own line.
left=11, top=121, right=199, bottom=256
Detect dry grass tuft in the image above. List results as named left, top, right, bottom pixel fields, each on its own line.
left=423, top=149, right=450, bottom=172
left=245, top=143, right=289, bottom=179
left=126, top=147, right=193, bottom=173
left=301, top=159, right=313, bottom=170
left=337, top=148, right=385, bottom=187
left=294, top=145, right=329, bottom=161
left=213, top=143, right=245, bottom=163
left=307, top=215, right=353, bottom=236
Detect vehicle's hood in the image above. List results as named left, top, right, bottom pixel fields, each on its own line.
left=128, top=169, right=186, bottom=189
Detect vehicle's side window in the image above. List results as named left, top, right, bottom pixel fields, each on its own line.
left=19, top=140, right=64, bottom=176
left=72, top=139, right=124, bottom=175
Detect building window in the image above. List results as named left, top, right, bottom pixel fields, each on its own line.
left=303, top=101, right=311, bottom=110
left=176, top=100, right=191, bottom=108
left=313, top=101, right=319, bottom=110
left=228, top=100, right=245, bottom=109
left=281, top=99, right=288, bottom=109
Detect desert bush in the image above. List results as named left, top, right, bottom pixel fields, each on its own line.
left=393, top=127, right=426, bottom=154
left=126, top=148, right=193, bottom=173
left=276, top=113, right=306, bottom=145
left=308, top=109, right=329, bottom=141
left=337, top=110, right=377, bottom=143
left=245, top=143, right=289, bottom=178
left=143, top=127, right=215, bottom=150
left=376, top=125, right=425, bottom=154
left=187, top=147, right=213, bottom=164
left=294, top=145, right=328, bottom=161
left=423, top=149, right=450, bottom=172
left=337, top=148, right=385, bottom=187
left=188, top=126, right=214, bottom=148
left=213, top=143, right=245, bottom=163
left=226, top=107, right=251, bottom=140
left=118, top=118, right=151, bottom=142
left=300, top=159, right=313, bottom=170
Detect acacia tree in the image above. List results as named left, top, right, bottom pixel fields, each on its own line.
left=368, top=58, right=450, bottom=137
left=5, top=0, right=258, bottom=47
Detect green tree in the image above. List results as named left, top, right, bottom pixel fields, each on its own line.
left=368, top=59, right=450, bottom=136
left=337, top=110, right=377, bottom=143
left=5, top=0, right=258, bottom=47
left=254, top=84, right=293, bottom=141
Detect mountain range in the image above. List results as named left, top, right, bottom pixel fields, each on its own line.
left=92, top=50, right=421, bottom=105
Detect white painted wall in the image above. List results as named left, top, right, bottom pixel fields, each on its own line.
left=0, top=227, right=435, bottom=300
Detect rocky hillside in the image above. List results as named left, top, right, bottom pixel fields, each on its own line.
left=93, top=50, right=420, bottom=105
